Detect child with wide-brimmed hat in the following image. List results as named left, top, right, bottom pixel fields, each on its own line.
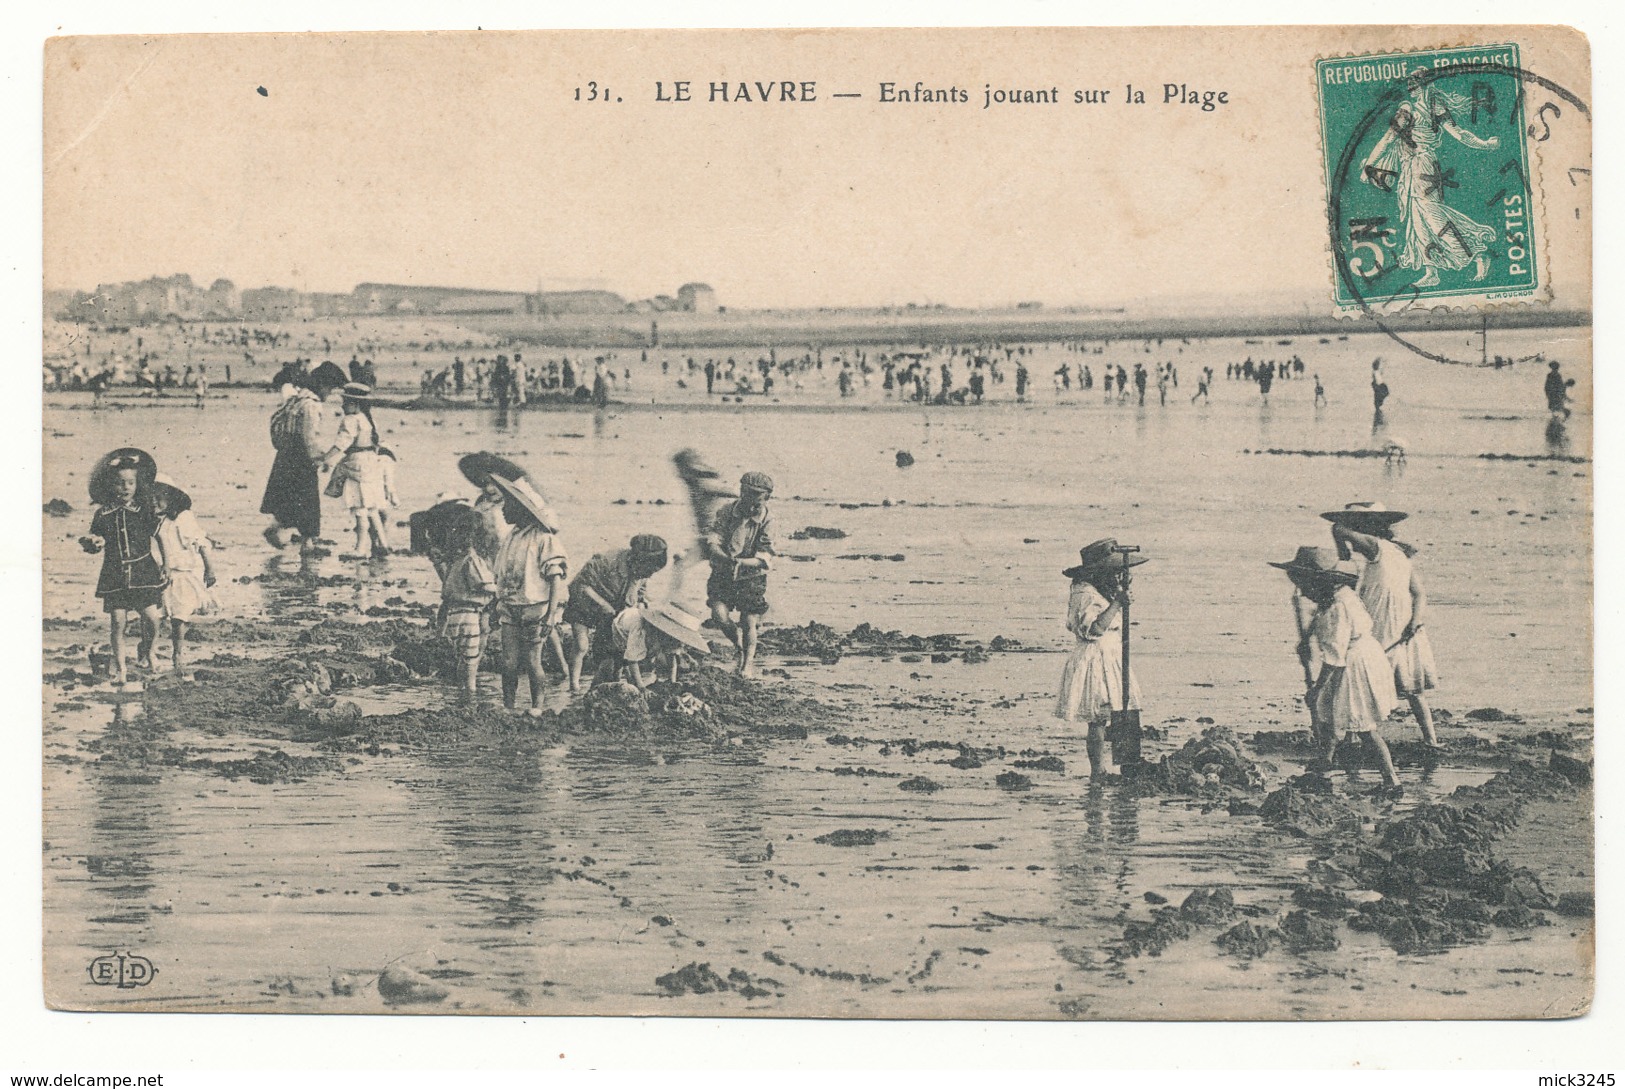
left=564, top=534, right=670, bottom=692
left=82, top=448, right=167, bottom=687
left=1054, top=538, right=1146, bottom=777
left=490, top=474, right=569, bottom=715
left=1324, top=501, right=1441, bottom=748
left=703, top=470, right=776, bottom=677
left=151, top=474, right=218, bottom=678
left=608, top=601, right=712, bottom=688
left=1270, top=546, right=1401, bottom=791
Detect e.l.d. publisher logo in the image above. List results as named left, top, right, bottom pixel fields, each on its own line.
left=87, top=951, right=157, bottom=989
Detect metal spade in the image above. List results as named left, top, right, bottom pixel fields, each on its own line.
left=1107, top=544, right=1143, bottom=767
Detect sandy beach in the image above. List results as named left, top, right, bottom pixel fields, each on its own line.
left=41, top=320, right=1593, bottom=1018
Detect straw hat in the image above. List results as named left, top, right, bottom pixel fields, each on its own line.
left=1320, top=500, right=1408, bottom=527
left=340, top=382, right=372, bottom=401
left=458, top=451, right=530, bottom=490
left=489, top=473, right=561, bottom=533
left=149, top=473, right=193, bottom=515
left=640, top=603, right=712, bottom=655
left=1062, top=538, right=1149, bottom=580
left=1268, top=546, right=1357, bottom=587
left=88, top=447, right=157, bottom=505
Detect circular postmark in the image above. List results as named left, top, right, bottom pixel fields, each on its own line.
left=1326, top=59, right=1590, bottom=365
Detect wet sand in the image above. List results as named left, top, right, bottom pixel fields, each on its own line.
left=41, top=324, right=1593, bottom=1017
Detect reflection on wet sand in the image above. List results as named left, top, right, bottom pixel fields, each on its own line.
left=82, top=703, right=170, bottom=934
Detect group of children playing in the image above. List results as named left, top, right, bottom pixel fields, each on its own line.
left=418, top=451, right=777, bottom=714
left=91, top=435, right=1441, bottom=790
left=82, top=448, right=218, bottom=687
left=1055, top=501, right=1437, bottom=793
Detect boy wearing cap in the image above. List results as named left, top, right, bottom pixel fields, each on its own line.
left=704, top=471, right=776, bottom=676
left=564, top=534, right=669, bottom=692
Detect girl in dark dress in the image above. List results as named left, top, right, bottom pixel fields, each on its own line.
left=82, top=449, right=167, bottom=687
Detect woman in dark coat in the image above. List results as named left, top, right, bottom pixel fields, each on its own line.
left=261, top=361, right=347, bottom=552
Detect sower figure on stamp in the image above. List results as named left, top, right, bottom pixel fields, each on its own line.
left=1325, top=501, right=1441, bottom=748
left=704, top=471, right=776, bottom=677
left=1360, top=70, right=1500, bottom=288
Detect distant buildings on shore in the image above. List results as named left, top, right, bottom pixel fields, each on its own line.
left=50, top=274, right=722, bottom=324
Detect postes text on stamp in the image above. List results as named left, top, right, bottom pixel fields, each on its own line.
left=1318, top=44, right=1538, bottom=312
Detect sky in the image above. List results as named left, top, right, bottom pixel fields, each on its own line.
left=43, top=26, right=1592, bottom=313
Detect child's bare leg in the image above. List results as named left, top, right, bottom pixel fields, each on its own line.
left=524, top=640, right=547, bottom=711
left=500, top=622, right=521, bottom=709
left=1365, top=731, right=1400, bottom=788
left=739, top=614, right=761, bottom=676
left=135, top=605, right=161, bottom=669
left=1086, top=718, right=1107, bottom=777
left=170, top=619, right=187, bottom=674
left=108, top=610, right=128, bottom=684
left=352, top=513, right=368, bottom=556
left=547, top=627, right=569, bottom=678
left=710, top=601, right=739, bottom=649
left=459, top=637, right=480, bottom=698
left=368, top=510, right=392, bottom=552
left=568, top=623, right=591, bottom=691
left=1408, top=693, right=1439, bottom=746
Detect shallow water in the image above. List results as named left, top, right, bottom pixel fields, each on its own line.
left=41, top=324, right=1594, bottom=1017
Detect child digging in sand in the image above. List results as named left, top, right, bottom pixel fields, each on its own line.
left=564, top=534, right=669, bottom=692
left=82, top=449, right=167, bottom=688
left=1270, top=546, right=1402, bottom=794
left=490, top=474, right=568, bottom=715
left=438, top=505, right=498, bottom=702
left=1054, top=538, right=1146, bottom=778
left=152, top=475, right=218, bottom=678
left=704, top=471, right=777, bottom=677
left=1324, top=501, right=1441, bottom=748
left=605, top=602, right=712, bottom=689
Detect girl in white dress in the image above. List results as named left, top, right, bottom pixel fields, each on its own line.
left=152, top=475, right=218, bottom=678
left=1272, top=546, right=1400, bottom=791
left=323, top=383, right=390, bottom=558
left=1325, top=501, right=1441, bottom=747
left=1054, top=538, right=1146, bottom=777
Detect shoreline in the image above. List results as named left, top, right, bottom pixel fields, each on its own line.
left=41, top=604, right=1595, bottom=1016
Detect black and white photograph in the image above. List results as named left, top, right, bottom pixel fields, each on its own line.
left=16, top=9, right=1616, bottom=1078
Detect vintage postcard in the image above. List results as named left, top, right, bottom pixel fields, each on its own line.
left=41, top=25, right=1592, bottom=1021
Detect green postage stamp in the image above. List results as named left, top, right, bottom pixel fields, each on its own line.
left=1317, top=43, right=1539, bottom=311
